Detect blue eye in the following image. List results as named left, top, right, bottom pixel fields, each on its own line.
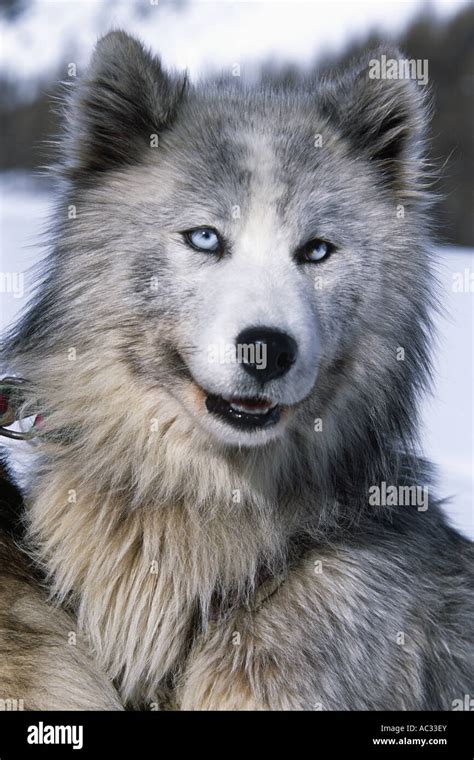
left=184, top=227, right=221, bottom=253
left=297, top=238, right=335, bottom=264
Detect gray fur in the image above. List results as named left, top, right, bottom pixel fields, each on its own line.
left=0, top=31, right=472, bottom=710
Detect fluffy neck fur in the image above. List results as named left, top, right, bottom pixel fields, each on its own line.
left=14, top=349, right=343, bottom=705
left=5, top=293, right=427, bottom=705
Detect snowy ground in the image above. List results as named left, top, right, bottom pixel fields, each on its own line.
left=0, top=173, right=472, bottom=538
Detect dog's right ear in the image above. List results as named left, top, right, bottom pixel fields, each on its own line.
left=62, top=31, right=187, bottom=177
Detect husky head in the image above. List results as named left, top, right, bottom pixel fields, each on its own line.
left=8, top=32, right=433, bottom=464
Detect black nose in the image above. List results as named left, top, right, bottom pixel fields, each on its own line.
left=236, top=327, right=298, bottom=384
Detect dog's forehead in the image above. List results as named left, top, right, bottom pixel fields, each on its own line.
left=173, top=92, right=321, bottom=186
left=159, top=92, right=359, bottom=235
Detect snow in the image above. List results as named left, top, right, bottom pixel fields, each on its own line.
left=420, top=246, right=473, bottom=539
left=0, top=174, right=472, bottom=538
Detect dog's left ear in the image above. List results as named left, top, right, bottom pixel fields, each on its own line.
left=320, top=48, right=430, bottom=200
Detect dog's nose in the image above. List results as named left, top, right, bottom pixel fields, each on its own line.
left=236, top=327, right=298, bottom=384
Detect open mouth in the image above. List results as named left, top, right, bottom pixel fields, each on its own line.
left=205, top=393, right=281, bottom=431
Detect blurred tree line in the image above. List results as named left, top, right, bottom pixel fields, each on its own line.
left=0, top=2, right=472, bottom=245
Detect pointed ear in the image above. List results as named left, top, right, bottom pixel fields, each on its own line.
left=63, top=31, right=187, bottom=177
left=320, top=48, right=430, bottom=201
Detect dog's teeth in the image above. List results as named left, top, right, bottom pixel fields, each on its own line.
left=230, top=403, right=255, bottom=413
left=230, top=402, right=276, bottom=415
